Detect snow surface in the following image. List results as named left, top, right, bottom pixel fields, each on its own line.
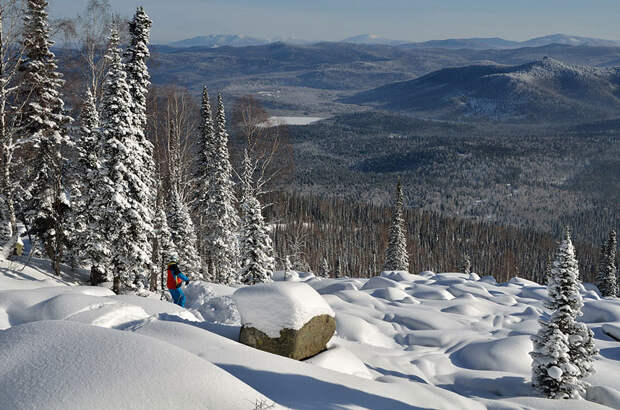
left=1, top=256, right=619, bottom=409
left=232, top=282, right=335, bottom=337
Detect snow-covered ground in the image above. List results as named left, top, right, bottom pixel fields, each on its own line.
left=1, top=258, right=619, bottom=409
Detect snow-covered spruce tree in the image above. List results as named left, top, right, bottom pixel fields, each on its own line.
left=383, top=180, right=409, bottom=272
left=65, top=89, right=100, bottom=270
left=124, top=6, right=151, bottom=132
left=239, top=150, right=275, bottom=285
left=71, top=89, right=109, bottom=284
left=192, top=86, right=215, bottom=271
left=98, top=28, right=153, bottom=293
left=596, top=230, right=617, bottom=297
left=240, top=195, right=275, bottom=285
left=20, top=0, right=72, bottom=275
left=283, top=255, right=293, bottom=280
left=123, top=7, right=157, bottom=287
left=531, top=228, right=597, bottom=398
left=459, top=252, right=471, bottom=275
left=203, top=93, right=240, bottom=284
left=319, top=257, right=330, bottom=279
left=531, top=318, right=581, bottom=399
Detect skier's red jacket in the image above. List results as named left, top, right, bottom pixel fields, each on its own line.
left=166, top=263, right=187, bottom=289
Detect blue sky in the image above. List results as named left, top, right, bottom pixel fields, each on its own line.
left=49, top=0, right=620, bottom=44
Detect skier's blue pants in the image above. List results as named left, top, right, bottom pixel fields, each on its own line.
left=169, top=288, right=186, bottom=307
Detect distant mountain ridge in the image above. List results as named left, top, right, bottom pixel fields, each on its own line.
left=166, top=33, right=620, bottom=49
left=168, top=34, right=269, bottom=48
left=343, top=57, right=620, bottom=122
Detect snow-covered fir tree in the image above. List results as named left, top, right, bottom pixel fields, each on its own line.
left=531, top=318, right=581, bottom=399
left=319, top=257, right=330, bottom=279
left=97, top=28, right=153, bottom=293
left=192, top=86, right=215, bottom=243
left=283, top=255, right=293, bottom=280
left=596, top=230, right=617, bottom=297
left=165, top=118, right=201, bottom=279
left=192, top=86, right=215, bottom=275
left=71, top=89, right=108, bottom=283
left=459, top=252, right=471, bottom=275
left=122, top=7, right=157, bottom=287
left=239, top=149, right=274, bottom=285
left=124, top=6, right=151, bottom=132
left=531, top=228, right=597, bottom=399
left=203, top=93, right=240, bottom=284
left=383, top=180, right=409, bottom=272
left=239, top=195, right=275, bottom=285
left=20, top=0, right=72, bottom=276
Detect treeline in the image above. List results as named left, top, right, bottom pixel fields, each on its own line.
left=265, top=191, right=603, bottom=283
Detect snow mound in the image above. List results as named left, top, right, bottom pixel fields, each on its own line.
left=184, top=282, right=240, bottom=325
left=0, top=320, right=275, bottom=410
left=305, top=346, right=373, bottom=379
left=586, top=385, right=620, bottom=409
left=602, top=323, right=620, bottom=341
left=451, top=335, right=533, bottom=373
left=371, top=287, right=417, bottom=303
left=582, top=300, right=620, bottom=323
left=408, top=283, right=455, bottom=300
left=361, top=276, right=405, bottom=290
left=336, top=312, right=396, bottom=348
left=233, top=282, right=334, bottom=338
left=380, top=270, right=419, bottom=282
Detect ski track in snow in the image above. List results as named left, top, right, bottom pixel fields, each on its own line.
left=0, top=259, right=619, bottom=409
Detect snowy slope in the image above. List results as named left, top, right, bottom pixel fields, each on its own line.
left=0, top=256, right=619, bottom=409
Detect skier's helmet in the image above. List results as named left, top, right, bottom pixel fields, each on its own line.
left=168, top=254, right=179, bottom=264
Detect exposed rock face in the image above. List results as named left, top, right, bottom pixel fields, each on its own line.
left=239, top=314, right=336, bottom=360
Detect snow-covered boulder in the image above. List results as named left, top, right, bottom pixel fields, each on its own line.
left=233, top=282, right=336, bottom=360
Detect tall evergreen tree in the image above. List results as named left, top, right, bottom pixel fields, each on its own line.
left=596, top=230, right=617, bottom=297
left=383, top=180, right=409, bottom=272
left=192, top=85, right=215, bottom=275
left=203, top=93, right=240, bottom=284
left=239, top=149, right=274, bottom=285
left=71, top=89, right=108, bottom=283
left=97, top=28, right=152, bottom=293
left=531, top=228, right=597, bottom=399
left=240, top=195, right=275, bottom=285
left=123, top=7, right=156, bottom=287
left=20, top=0, right=72, bottom=275
left=124, top=6, right=151, bottom=132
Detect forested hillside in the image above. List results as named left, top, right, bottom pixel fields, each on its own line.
left=286, top=112, right=620, bottom=248
left=265, top=192, right=603, bottom=283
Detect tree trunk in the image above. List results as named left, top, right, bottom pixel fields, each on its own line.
left=112, top=275, right=121, bottom=294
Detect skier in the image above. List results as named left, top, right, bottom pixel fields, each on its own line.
left=166, top=255, right=190, bottom=307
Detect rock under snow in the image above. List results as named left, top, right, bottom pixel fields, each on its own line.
left=233, top=282, right=336, bottom=359
left=233, top=282, right=334, bottom=338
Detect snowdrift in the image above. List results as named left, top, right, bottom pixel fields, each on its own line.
left=1, top=257, right=619, bottom=409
